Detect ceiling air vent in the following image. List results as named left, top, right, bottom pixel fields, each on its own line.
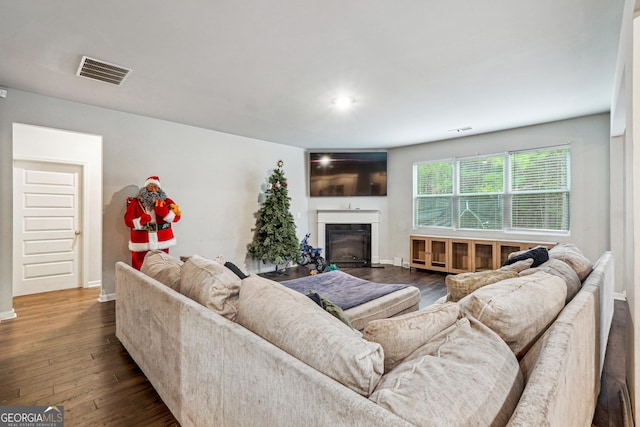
left=76, top=56, right=131, bottom=86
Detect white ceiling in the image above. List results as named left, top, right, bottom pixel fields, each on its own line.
left=0, top=1, right=624, bottom=150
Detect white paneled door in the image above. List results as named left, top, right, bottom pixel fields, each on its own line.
left=13, top=160, right=82, bottom=296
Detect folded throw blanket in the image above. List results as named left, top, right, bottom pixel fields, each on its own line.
left=280, top=270, right=408, bottom=310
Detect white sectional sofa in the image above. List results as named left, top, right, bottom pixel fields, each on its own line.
left=115, top=247, right=614, bottom=426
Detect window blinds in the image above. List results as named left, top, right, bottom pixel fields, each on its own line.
left=413, top=146, right=570, bottom=232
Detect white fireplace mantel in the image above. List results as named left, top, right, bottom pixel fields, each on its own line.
left=317, top=210, right=380, bottom=264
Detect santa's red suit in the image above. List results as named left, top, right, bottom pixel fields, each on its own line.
left=124, top=176, right=181, bottom=270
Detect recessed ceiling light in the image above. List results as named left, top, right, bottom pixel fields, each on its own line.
left=332, top=96, right=356, bottom=110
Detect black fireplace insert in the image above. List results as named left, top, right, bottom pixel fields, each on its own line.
left=325, top=224, right=371, bottom=267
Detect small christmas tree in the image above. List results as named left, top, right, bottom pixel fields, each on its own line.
left=248, top=160, right=299, bottom=272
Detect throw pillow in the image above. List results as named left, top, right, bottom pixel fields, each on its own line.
left=369, top=317, right=523, bottom=426
left=237, top=275, right=384, bottom=396
left=308, top=290, right=354, bottom=328
left=548, top=243, right=593, bottom=282
left=180, top=254, right=242, bottom=321
left=503, top=245, right=549, bottom=268
left=520, top=258, right=581, bottom=303
left=140, top=250, right=183, bottom=291
left=363, top=302, right=459, bottom=373
left=445, top=269, right=518, bottom=302
left=458, top=271, right=566, bottom=357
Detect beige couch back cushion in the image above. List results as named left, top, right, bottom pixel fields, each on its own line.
left=140, top=250, right=183, bottom=291
left=520, top=258, right=581, bottom=303
left=445, top=269, right=518, bottom=302
left=237, top=275, right=384, bottom=396
left=370, top=317, right=523, bottom=426
left=363, top=302, right=459, bottom=373
left=459, top=271, right=566, bottom=357
left=548, top=243, right=593, bottom=281
left=180, top=254, right=242, bottom=321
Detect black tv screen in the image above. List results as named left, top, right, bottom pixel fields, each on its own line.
left=309, top=152, right=387, bottom=197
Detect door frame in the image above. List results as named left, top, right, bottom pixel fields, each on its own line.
left=12, top=123, right=102, bottom=300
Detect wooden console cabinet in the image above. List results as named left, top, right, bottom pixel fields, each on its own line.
left=409, top=235, right=556, bottom=274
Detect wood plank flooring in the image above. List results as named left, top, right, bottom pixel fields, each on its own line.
left=0, top=266, right=627, bottom=426
left=0, top=287, right=178, bottom=426
left=592, top=298, right=632, bottom=426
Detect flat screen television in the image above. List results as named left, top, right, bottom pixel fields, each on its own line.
left=309, top=152, right=387, bottom=197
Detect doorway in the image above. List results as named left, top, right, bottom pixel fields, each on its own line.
left=12, top=123, right=103, bottom=298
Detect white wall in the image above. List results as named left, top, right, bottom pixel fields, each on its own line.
left=610, top=0, right=636, bottom=419
left=0, top=89, right=307, bottom=305
left=387, top=113, right=612, bottom=267
left=0, top=89, right=612, bottom=316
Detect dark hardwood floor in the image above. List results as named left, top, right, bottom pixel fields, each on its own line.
left=0, top=287, right=178, bottom=426
left=0, top=266, right=628, bottom=426
left=593, top=297, right=632, bottom=426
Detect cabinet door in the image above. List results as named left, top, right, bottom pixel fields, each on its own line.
left=497, top=242, right=527, bottom=267
left=426, top=238, right=449, bottom=272
left=410, top=236, right=427, bottom=268
left=473, top=240, right=497, bottom=271
left=449, top=239, right=471, bottom=273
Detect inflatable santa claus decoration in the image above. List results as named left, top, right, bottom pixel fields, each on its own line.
left=124, top=176, right=182, bottom=270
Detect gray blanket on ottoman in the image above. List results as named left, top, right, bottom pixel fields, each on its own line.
left=280, top=270, right=408, bottom=310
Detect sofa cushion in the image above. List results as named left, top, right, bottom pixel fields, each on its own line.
left=548, top=243, right=593, bottom=281
left=458, top=271, right=566, bottom=357
left=180, top=254, right=242, bottom=321
left=237, top=275, right=384, bottom=396
left=504, top=245, right=549, bottom=267
left=140, top=250, right=183, bottom=291
left=520, top=258, right=581, bottom=303
left=499, top=258, right=534, bottom=273
left=363, top=302, right=459, bottom=373
left=369, top=317, right=523, bottom=426
left=445, top=269, right=518, bottom=302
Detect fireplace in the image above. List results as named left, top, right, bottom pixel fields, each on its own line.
left=316, top=210, right=380, bottom=265
left=325, top=224, right=371, bottom=267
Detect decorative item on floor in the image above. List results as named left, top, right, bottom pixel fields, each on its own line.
left=123, top=175, right=182, bottom=270
left=299, top=233, right=327, bottom=273
left=248, top=160, right=299, bottom=273
left=326, top=264, right=339, bottom=271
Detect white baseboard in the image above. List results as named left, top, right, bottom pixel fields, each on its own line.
left=0, top=308, right=17, bottom=321
left=98, top=292, right=116, bottom=303
left=87, top=280, right=102, bottom=288
left=614, top=291, right=627, bottom=301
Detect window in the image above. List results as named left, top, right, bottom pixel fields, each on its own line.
left=413, top=146, right=570, bottom=233
left=414, top=160, right=453, bottom=228
left=510, top=147, right=570, bottom=231
left=458, top=155, right=504, bottom=230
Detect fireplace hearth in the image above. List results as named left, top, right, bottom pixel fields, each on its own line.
left=325, top=224, right=371, bottom=267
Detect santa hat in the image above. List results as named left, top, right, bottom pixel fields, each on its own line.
left=144, top=176, right=162, bottom=189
